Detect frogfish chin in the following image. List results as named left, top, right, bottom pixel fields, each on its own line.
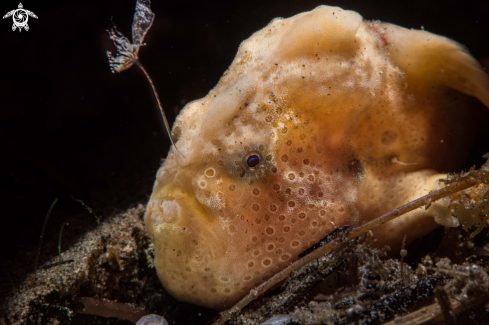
left=144, top=5, right=489, bottom=310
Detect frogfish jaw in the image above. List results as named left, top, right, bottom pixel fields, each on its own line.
left=145, top=165, right=235, bottom=309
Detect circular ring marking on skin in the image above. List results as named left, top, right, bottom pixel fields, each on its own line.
left=205, top=168, right=216, bottom=178
left=198, top=179, right=207, bottom=189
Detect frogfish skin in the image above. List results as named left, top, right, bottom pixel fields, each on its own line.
left=144, top=5, right=489, bottom=310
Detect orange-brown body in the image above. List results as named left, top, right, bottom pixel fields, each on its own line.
left=144, top=6, right=489, bottom=310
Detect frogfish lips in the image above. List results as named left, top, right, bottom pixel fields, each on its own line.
left=144, top=5, right=489, bottom=311
left=145, top=165, right=233, bottom=307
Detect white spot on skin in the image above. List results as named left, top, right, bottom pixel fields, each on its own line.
left=157, top=201, right=180, bottom=224
left=151, top=212, right=164, bottom=225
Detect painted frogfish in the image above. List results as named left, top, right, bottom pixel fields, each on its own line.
left=144, top=5, right=489, bottom=310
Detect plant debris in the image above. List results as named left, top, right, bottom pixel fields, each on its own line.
left=447, top=163, right=489, bottom=237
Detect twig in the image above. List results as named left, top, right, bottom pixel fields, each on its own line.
left=382, top=291, right=489, bottom=325
left=212, top=177, right=479, bottom=325
left=434, top=286, right=457, bottom=325
left=40, top=259, right=75, bottom=270
left=77, top=297, right=151, bottom=323
left=400, top=234, right=408, bottom=286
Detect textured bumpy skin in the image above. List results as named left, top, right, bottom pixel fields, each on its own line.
left=144, top=6, right=489, bottom=310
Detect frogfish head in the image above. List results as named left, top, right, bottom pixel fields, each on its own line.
left=144, top=6, right=489, bottom=310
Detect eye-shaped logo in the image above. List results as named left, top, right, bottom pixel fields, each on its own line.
left=3, top=3, right=37, bottom=32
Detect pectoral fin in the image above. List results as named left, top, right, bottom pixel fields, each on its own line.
left=382, top=23, right=489, bottom=108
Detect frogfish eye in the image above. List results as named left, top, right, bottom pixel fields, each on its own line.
left=246, top=155, right=260, bottom=168
left=243, top=152, right=263, bottom=172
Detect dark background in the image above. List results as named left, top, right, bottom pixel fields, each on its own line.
left=1, top=0, right=489, bottom=277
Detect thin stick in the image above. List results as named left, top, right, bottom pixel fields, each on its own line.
left=400, top=234, right=407, bottom=286
left=382, top=292, right=489, bottom=325
left=41, top=259, right=75, bottom=270
left=58, top=222, right=69, bottom=272
left=35, top=198, right=59, bottom=280
left=135, top=60, right=180, bottom=153
left=434, top=286, right=457, bottom=325
left=347, top=177, right=477, bottom=239
left=78, top=297, right=151, bottom=323
left=213, top=177, right=479, bottom=325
